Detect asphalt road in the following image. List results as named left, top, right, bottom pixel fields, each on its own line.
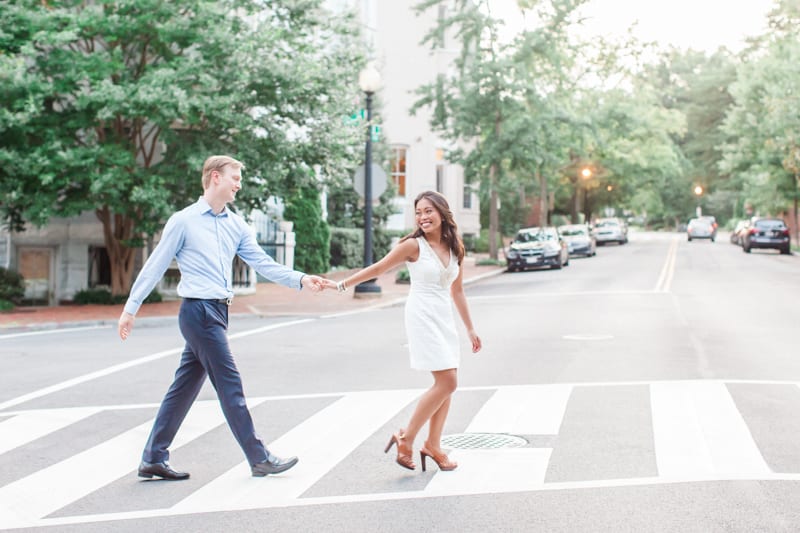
left=2, top=231, right=800, bottom=532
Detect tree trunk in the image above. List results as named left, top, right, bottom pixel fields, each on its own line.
left=795, top=173, right=799, bottom=248
left=488, top=162, right=499, bottom=260
left=537, top=168, right=548, bottom=227
left=488, top=110, right=503, bottom=260
left=96, top=207, right=138, bottom=297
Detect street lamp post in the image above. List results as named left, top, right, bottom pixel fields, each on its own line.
left=580, top=167, right=592, bottom=223
left=694, top=185, right=703, bottom=217
left=355, top=65, right=382, bottom=298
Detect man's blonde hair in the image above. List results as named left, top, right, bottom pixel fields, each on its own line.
left=201, top=155, right=244, bottom=189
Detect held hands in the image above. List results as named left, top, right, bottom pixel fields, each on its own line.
left=302, top=274, right=338, bottom=292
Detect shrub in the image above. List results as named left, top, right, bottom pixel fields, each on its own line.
left=0, top=267, right=24, bottom=303
left=73, top=288, right=115, bottom=305
left=473, top=228, right=498, bottom=253
left=73, top=288, right=161, bottom=305
left=395, top=268, right=410, bottom=284
left=284, top=186, right=331, bottom=274
left=0, top=299, right=14, bottom=312
left=329, top=227, right=363, bottom=269
left=476, top=258, right=506, bottom=266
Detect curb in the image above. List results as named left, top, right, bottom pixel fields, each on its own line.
left=0, top=268, right=507, bottom=336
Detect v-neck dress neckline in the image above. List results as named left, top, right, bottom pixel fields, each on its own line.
left=420, top=236, right=452, bottom=271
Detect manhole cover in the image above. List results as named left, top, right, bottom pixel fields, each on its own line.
left=441, top=433, right=528, bottom=449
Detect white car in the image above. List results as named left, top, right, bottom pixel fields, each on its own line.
left=687, top=218, right=715, bottom=242
left=593, top=218, right=628, bottom=245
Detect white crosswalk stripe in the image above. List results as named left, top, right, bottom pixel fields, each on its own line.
left=651, top=382, right=770, bottom=477
left=1, top=380, right=799, bottom=530
left=0, top=407, right=101, bottom=455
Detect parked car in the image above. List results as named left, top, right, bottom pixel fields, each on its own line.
left=593, top=217, right=628, bottom=245
left=687, top=217, right=715, bottom=242
left=558, top=224, right=596, bottom=257
left=730, top=219, right=749, bottom=245
left=505, top=226, right=569, bottom=271
left=741, top=218, right=792, bottom=254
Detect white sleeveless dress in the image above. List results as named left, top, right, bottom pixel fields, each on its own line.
left=404, top=237, right=461, bottom=371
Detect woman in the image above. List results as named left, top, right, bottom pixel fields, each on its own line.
left=336, top=191, right=482, bottom=471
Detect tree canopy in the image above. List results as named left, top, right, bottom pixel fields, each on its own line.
left=0, top=0, right=366, bottom=294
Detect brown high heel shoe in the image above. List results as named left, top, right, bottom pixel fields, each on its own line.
left=419, top=444, right=457, bottom=472
left=384, top=432, right=416, bottom=470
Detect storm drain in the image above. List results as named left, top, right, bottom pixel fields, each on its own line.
left=441, top=433, right=528, bottom=450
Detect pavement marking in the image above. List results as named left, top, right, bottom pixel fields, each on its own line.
left=1, top=379, right=800, bottom=530
left=171, top=389, right=421, bottom=513
left=0, top=319, right=314, bottom=412
left=651, top=382, right=770, bottom=477
left=0, top=399, right=249, bottom=529
left=562, top=334, right=614, bottom=341
left=654, top=236, right=679, bottom=292
left=470, top=290, right=660, bottom=301
left=0, top=407, right=102, bottom=455
left=424, top=448, right=552, bottom=495
left=466, top=384, right=572, bottom=435
left=0, top=325, right=111, bottom=340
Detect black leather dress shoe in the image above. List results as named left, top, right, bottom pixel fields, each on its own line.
left=138, top=460, right=190, bottom=480
left=251, top=454, right=299, bottom=477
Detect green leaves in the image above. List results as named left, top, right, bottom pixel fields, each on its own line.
left=0, top=0, right=366, bottom=293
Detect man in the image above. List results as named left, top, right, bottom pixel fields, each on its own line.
left=118, top=155, right=333, bottom=480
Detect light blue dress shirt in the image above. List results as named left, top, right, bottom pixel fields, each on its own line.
left=124, top=197, right=305, bottom=316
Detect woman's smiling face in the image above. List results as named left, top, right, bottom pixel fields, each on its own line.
left=415, top=197, right=442, bottom=234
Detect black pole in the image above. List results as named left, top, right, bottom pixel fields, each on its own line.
left=364, top=91, right=374, bottom=267
left=355, top=91, right=381, bottom=297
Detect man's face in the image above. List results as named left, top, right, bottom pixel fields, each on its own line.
left=214, top=165, right=242, bottom=203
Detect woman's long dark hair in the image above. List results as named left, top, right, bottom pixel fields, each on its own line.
left=400, top=190, right=465, bottom=265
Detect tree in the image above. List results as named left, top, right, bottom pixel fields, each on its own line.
left=0, top=0, right=365, bottom=295
left=414, top=0, right=587, bottom=258
left=641, top=49, right=737, bottom=222
left=719, top=36, right=800, bottom=223
left=284, top=185, right=330, bottom=274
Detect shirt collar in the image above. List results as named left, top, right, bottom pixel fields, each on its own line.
left=197, top=196, right=228, bottom=217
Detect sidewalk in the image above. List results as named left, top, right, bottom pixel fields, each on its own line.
left=0, top=255, right=506, bottom=333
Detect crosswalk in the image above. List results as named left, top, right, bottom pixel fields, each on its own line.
left=1, top=379, right=800, bottom=530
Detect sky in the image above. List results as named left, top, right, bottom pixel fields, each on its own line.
left=494, top=0, right=775, bottom=53
left=577, top=0, right=773, bottom=53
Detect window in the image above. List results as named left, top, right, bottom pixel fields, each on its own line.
left=463, top=184, right=473, bottom=209
left=88, top=246, right=111, bottom=288
left=390, top=145, right=407, bottom=197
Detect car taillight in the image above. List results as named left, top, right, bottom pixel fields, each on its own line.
left=749, top=228, right=758, bottom=235
left=782, top=229, right=790, bottom=236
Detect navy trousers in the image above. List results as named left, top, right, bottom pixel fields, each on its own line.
left=141, top=299, right=268, bottom=465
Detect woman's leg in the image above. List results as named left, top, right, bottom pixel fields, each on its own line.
left=426, top=394, right=452, bottom=450
left=403, top=369, right=457, bottom=445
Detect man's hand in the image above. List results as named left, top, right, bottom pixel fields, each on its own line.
left=118, top=312, right=135, bottom=341
left=301, top=274, right=335, bottom=292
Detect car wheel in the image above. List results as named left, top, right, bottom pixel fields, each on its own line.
left=780, top=247, right=791, bottom=255
left=711, top=237, right=715, bottom=242
left=687, top=236, right=692, bottom=241
left=564, top=256, right=570, bottom=267
left=743, top=245, right=751, bottom=253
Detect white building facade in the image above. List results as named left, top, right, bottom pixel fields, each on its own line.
left=343, top=0, right=481, bottom=238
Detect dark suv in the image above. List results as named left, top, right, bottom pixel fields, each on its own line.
left=741, top=218, right=791, bottom=254
left=505, top=227, right=569, bottom=271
